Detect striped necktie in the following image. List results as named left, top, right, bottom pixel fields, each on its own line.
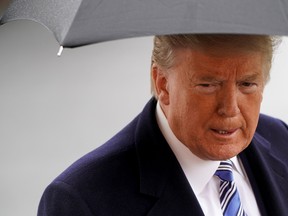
left=215, top=160, right=247, bottom=216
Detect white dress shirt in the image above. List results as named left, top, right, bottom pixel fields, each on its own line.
left=155, top=102, right=261, bottom=216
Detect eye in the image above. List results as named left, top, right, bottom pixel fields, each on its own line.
left=199, top=83, right=212, bottom=87
left=241, top=82, right=256, bottom=87
left=195, top=83, right=219, bottom=94
left=239, top=82, right=258, bottom=93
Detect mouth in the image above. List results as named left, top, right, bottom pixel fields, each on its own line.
left=211, top=128, right=238, bottom=136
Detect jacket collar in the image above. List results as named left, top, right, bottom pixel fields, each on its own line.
left=135, top=98, right=204, bottom=216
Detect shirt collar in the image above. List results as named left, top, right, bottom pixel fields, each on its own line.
left=155, top=102, right=245, bottom=195
left=230, top=156, right=246, bottom=179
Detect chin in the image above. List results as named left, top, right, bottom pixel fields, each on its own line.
left=206, top=145, right=246, bottom=160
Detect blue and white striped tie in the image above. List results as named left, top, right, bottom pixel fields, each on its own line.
left=215, top=161, right=247, bottom=216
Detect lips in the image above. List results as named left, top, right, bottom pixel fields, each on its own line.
left=211, top=128, right=238, bottom=135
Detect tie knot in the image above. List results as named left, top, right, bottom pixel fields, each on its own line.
left=215, top=160, right=234, bottom=182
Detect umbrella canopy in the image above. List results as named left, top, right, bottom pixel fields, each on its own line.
left=1, top=0, right=288, bottom=48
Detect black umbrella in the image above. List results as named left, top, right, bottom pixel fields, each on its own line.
left=1, top=0, right=288, bottom=49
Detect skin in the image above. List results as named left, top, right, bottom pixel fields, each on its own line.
left=152, top=47, right=266, bottom=160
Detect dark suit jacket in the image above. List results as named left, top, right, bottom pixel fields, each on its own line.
left=38, top=98, right=288, bottom=216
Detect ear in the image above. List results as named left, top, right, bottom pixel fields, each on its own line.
left=151, top=64, right=170, bottom=105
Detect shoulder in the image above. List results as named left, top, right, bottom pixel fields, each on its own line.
left=39, top=111, right=156, bottom=215
left=55, top=115, right=140, bottom=189
left=256, top=114, right=288, bottom=141
left=255, top=114, right=288, bottom=161
left=38, top=99, right=160, bottom=215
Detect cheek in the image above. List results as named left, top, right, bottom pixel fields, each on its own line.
left=179, top=100, right=214, bottom=137
left=240, top=95, right=262, bottom=135
left=189, top=97, right=218, bottom=125
left=168, top=98, right=200, bottom=137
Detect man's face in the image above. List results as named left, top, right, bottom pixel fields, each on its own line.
left=154, top=47, right=265, bottom=160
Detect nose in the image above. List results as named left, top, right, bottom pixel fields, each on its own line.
left=217, top=87, right=240, bottom=117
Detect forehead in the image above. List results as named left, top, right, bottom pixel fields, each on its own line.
left=172, top=47, right=265, bottom=79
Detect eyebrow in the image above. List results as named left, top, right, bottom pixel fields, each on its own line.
left=190, top=72, right=262, bottom=83
left=192, top=75, right=224, bottom=83
left=239, top=73, right=262, bottom=82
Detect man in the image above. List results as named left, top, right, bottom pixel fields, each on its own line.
left=38, top=34, right=288, bottom=216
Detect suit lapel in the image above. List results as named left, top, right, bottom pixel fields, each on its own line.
left=135, top=98, right=204, bottom=216
left=145, top=170, right=204, bottom=216
left=240, top=132, right=288, bottom=216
